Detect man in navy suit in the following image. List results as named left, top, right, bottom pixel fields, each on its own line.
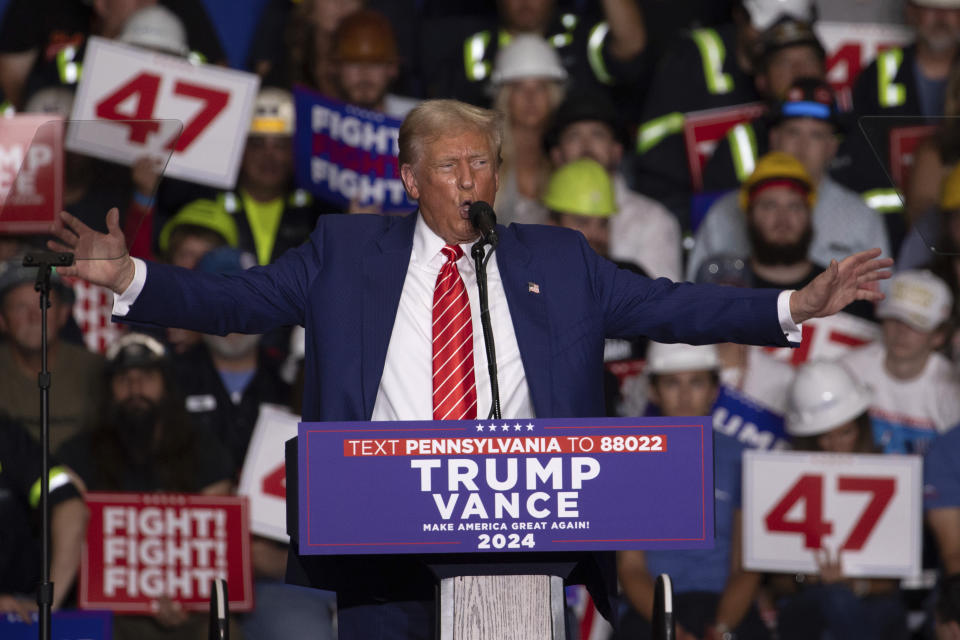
left=51, top=99, right=890, bottom=639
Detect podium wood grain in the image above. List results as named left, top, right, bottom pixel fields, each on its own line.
left=440, top=575, right=564, bottom=639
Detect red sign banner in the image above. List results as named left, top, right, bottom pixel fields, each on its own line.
left=682, top=102, right=766, bottom=191
left=80, top=492, right=253, bottom=614
left=0, top=115, right=63, bottom=234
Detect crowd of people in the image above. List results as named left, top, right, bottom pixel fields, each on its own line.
left=1, top=0, right=960, bottom=639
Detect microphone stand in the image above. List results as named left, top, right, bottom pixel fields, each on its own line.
left=471, top=239, right=501, bottom=420
left=22, top=250, right=74, bottom=640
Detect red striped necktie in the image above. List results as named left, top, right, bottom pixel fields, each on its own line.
left=432, top=244, right=477, bottom=421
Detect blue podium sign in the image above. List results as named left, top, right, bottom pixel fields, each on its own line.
left=298, top=417, right=714, bottom=555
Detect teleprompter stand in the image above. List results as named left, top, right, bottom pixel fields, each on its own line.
left=22, top=250, right=74, bottom=640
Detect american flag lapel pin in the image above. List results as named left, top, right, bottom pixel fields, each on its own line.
left=528, top=282, right=540, bottom=294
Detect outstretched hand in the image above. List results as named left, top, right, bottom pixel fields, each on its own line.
left=790, top=248, right=893, bottom=325
left=47, top=208, right=136, bottom=294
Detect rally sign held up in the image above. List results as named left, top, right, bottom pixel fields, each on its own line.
left=293, top=87, right=417, bottom=212
left=67, top=37, right=259, bottom=189
left=0, top=115, right=63, bottom=234
left=80, top=492, right=253, bottom=614
left=238, top=404, right=300, bottom=542
left=298, top=417, right=715, bottom=555
left=742, top=450, right=922, bottom=578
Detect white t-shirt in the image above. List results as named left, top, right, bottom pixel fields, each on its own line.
left=840, top=343, right=960, bottom=454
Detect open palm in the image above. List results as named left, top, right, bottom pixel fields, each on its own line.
left=47, top=208, right=136, bottom=293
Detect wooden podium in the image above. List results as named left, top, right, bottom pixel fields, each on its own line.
left=285, top=417, right=714, bottom=639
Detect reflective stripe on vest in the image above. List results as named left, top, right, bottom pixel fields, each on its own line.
left=637, top=111, right=685, bottom=153
left=587, top=22, right=613, bottom=85
left=691, top=28, right=733, bottom=95
left=0, top=101, right=14, bottom=117
left=29, top=466, right=72, bottom=509
left=464, top=31, right=493, bottom=82
left=56, top=46, right=82, bottom=85
left=862, top=188, right=903, bottom=213
left=728, top=122, right=758, bottom=182
left=877, top=48, right=906, bottom=108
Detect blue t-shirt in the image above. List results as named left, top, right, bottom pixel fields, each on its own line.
left=924, top=426, right=960, bottom=510
left=644, top=431, right=745, bottom=593
left=914, top=60, right=947, bottom=118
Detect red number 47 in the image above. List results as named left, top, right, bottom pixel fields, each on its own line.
left=764, top=474, right=895, bottom=551
left=95, top=71, right=230, bottom=153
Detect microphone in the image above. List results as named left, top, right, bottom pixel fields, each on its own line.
left=468, top=201, right=498, bottom=247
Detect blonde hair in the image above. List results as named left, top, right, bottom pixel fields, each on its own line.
left=398, top=99, right=503, bottom=168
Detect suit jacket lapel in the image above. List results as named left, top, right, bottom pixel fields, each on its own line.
left=496, top=229, right=553, bottom=417
left=360, top=212, right=418, bottom=419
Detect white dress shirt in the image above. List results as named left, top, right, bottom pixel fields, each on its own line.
left=114, top=217, right=803, bottom=420
left=371, top=215, right=534, bottom=421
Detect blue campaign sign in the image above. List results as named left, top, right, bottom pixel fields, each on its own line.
left=292, top=86, right=417, bottom=212
left=298, top=417, right=714, bottom=555
left=0, top=610, right=112, bottom=640
left=712, top=386, right=789, bottom=451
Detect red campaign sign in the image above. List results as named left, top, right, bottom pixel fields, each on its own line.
left=80, top=492, right=253, bottom=614
left=682, top=102, right=766, bottom=191
left=889, top=125, right=937, bottom=190
left=0, top=115, right=63, bottom=234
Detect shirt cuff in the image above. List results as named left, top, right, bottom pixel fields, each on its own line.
left=777, top=290, right=802, bottom=344
left=112, top=257, right=147, bottom=317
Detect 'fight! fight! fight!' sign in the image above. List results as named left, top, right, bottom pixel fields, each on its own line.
left=80, top=493, right=253, bottom=614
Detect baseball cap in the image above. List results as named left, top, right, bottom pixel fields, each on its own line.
left=877, top=270, right=953, bottom=332
left=755, top=17, right=825, bottom=63
left=106, top=332, right=168, bottom=372
left=543, top=92, right=629, bottom=151
left=769, top=77, right=843, bottom=132
left=0, top=258, right=75, bottom=305
left=646, top=342, right=721, bottom=375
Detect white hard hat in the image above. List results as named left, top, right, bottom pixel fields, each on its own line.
left=786, top=361, right=871, bottom=437
left=490, top=34, right=567, bottom=86
left=119, top=5, right=189, bottom=57
left=250, top=88, right=295, bottom=135
left=877, top=269, right=952, bottom=333
left=645, top=342, right=721, bottom=375
left=742, top=0, right=816, bottom=31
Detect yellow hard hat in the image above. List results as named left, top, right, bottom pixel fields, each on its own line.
left=542, top=158, right=616, bottom=217
left=159, top=198, right=239, bottom=253
left=739, top=151, right=816, bottom=211
left=941, top=163, right=960, bottom=211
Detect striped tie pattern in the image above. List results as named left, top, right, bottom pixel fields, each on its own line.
left=432, top=244, right=477, bottom=421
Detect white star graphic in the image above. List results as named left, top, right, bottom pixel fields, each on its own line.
left=514, top=423, right=522, bottom=431
left=476, top=424, right=485, bottom=432
left=526, top=423, right=535, bottom=431
left=501, top=423, right=510, bottom=432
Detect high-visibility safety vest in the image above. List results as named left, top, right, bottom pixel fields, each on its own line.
left=690, top=28, right=734, bottom=96
left=876, top=48, right=906, bottom=109
left=727, top=121, right=759, bottom=182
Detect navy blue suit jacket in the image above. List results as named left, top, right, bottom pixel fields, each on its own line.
left=119, top=210, right=794, bottom=617
left=122, top=210, right=792, bottom=423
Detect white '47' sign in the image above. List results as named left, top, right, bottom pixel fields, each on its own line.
left=742, top=450, right=921, bottom=578
left=67, top=37, right=260, bottom=189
